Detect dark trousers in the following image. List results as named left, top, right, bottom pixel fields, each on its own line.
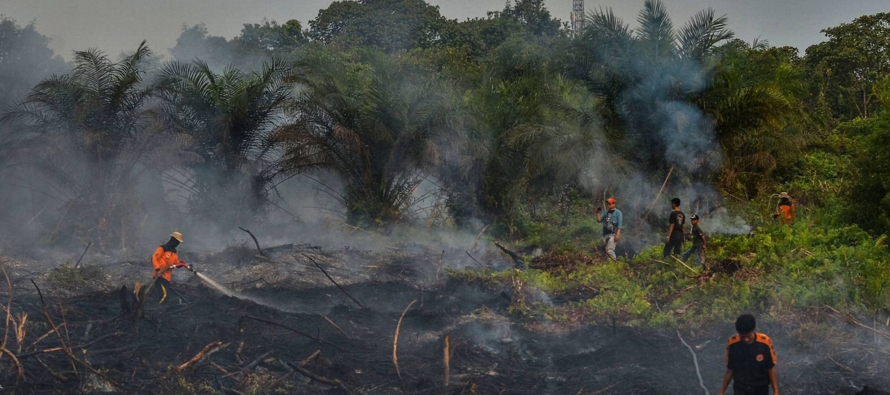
left=154, top=277, right=188, bottom=304
left=663, top=239, right=683, bottom=258
left=733, top=384, right=769, bottom=395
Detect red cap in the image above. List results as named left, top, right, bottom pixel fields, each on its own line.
left=606, top=197, right=616, bottom=204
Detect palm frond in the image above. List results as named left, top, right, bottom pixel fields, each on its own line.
left=636, top=0, right=676, bottom=62
left=678, top=8, right=734, bottom=59
left=586, top=7, right=632, bottom=40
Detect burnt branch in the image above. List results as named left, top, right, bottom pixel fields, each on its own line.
left=238, top=227, right=267, bottom=258
left=302, top=254, right=365, bottom=309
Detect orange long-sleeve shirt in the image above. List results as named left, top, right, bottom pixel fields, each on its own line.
left=151, top=246, right=182, bottom=282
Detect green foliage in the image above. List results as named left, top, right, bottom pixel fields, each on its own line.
left=0, top=17, right=68, bottom=110
left=804, top=12, right=890, bottom=119
left=455, top=205, right=890, bottom=329
left=277, top=48, right=464, bottom=227
left=47, top=264, right=105, bottom=291
left=308, top=0, right=454, bottom=53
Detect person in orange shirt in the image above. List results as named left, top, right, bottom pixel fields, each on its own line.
left=773, top=192, right=795, bottom=225
left=151, top=231, right=191, bottom=303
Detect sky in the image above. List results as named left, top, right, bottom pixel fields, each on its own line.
left=1, top=0, right=888, bottom=59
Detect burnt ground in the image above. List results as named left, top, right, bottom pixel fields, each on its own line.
left=1, top=244, right=889, bottom=395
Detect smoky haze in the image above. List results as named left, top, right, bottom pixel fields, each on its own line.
left=2, top=0, right=889, bottom=60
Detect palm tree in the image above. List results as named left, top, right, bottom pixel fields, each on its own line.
left=570, top=1, right=735, bottom=176
left=274, top=49, right=462, bottom=228
left=2, top=42, right=155, bottom=250
left=456, top=36, right=606, bottom=234
left=153, top=58, right=293, bottom=222
left=701, top=41, right=814, bottom=194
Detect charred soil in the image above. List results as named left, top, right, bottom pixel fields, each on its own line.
left=1, top=245, right=888, bottom=395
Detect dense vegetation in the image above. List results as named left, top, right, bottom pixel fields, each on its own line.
left=1, top=1, right=889, bottom=324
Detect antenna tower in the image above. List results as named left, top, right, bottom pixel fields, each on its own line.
left=571, top=0, right=585, bottom=35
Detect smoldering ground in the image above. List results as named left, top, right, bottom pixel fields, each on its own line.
left=2, top=242, right=889, bottom=394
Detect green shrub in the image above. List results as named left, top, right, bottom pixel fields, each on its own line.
left=47, top=263, right=105, bottom=292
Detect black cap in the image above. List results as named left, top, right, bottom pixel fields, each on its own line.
left=690, top=214, right=700, bottom=220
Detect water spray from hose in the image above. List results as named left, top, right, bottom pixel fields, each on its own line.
left=194, top=271, right=235, bottom=297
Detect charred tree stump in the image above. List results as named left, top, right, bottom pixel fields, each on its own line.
left=119, top=285, right=132, bottom=318
left=494, top=241, right=525, bottom=269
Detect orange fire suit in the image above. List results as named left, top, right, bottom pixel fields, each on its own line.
left=152, top=246, right=185, bottom=282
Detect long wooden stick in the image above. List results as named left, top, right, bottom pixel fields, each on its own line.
left=320, top=314, right=351, bottom=339
left=667, top=255, right=698, bottom=273
left=393, top=299, right=417, bottom=386
left=644, top=167, right=674, bottom=218
left=302, top=254, right=366, bottom=309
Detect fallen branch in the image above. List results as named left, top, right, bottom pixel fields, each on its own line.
left=470, top=224, right=491, bottom=252
left=36, top=355, right=68, bottom=382
left=827, top=355, right=854, bottom=373
left=0, top=346, right=23, bottom=379
left=436, top=250, right=445, bottom=280
left=30, top=280, right=121, bottom=389
left=493, top=241, right=525, bottom=268
left=825, top=306, right=890, bottom=341
left=299, top=350, right=321, bottom=367
left=302, top=254, right=365, bottom=309
left=238, top=227, right=267, bottom=258
left=591, top=384, right=618, bottom=394
left=176, top=341, right=225, bottom=373
left=241, top=315, right=341, bottom=349
left=244, top=351, right=272, bottom=370
left=2, top=265, right=13, bottom=351
left=465, top=251, right=485, bottom=268
left=393, top=299, right=418, bottom=386
left=320, top=314, right=351, bottom=339
left=444, top=334, right=451, bottom=388
left=74, top=241, right=92, bottom=268
left=676, top=328, right=709, bottom=395
left=286, top=361, right=356, bottom=395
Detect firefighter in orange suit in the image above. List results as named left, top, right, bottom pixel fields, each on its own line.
left=151, top=232, right=191, bottom=303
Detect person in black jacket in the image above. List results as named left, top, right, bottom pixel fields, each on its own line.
left=719, top=314, right=780, bottom=395
left=663, top=198, right=686, bottom=259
